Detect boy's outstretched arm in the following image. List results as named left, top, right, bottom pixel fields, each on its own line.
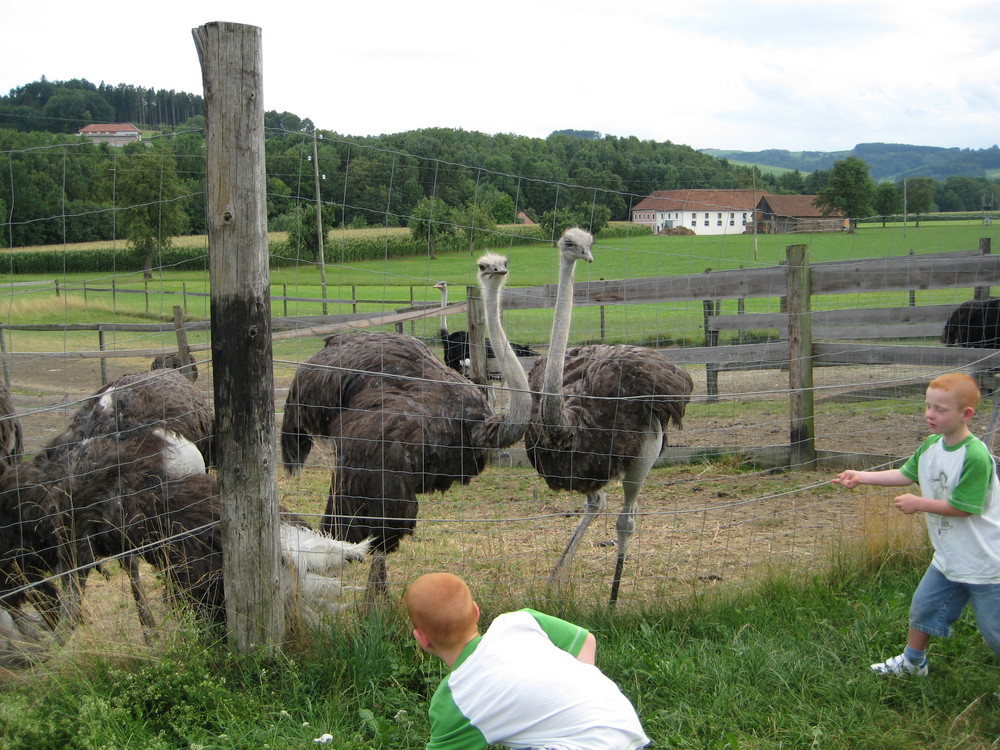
left=833, top=468, right=912, bottom=489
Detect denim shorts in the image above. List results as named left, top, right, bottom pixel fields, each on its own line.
left=909, top=564, right=1000, bottom=658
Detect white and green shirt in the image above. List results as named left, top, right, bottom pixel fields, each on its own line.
left=426, top=609, right=649, bottom=750
left=901, top=433, right=1000, bottom=583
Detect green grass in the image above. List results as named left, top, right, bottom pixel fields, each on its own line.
left=1, top=549, right=997, bottom=749
left=1, top=223, right=997, bottom=358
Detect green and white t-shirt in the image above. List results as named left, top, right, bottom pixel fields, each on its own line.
left=426, top=609, right=649, bottom=750
left=900, top=433, right=1000, bottom=583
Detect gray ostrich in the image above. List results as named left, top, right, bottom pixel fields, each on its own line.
left=281, top=253, right=531, bottom=597
left=0, top=430, right=369, bottom=665
left=36, top=367, right=215, bottom=636
left=524, top=228, right=695, bottom=604
left=43, top=368, right=214, bottom=469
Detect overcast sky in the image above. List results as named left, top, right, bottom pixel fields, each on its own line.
left=3, top=0, right=998, bottom=152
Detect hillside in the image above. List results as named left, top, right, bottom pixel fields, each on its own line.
left=701, top=143, right=1000, bottom=182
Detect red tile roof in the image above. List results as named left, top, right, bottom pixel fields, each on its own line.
left=78, top=123, right=140, bottom=135
left=632, top=189, right=768, bottom=213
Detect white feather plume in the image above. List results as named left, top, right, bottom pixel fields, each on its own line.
left=279, top=524, right=371, bottom=622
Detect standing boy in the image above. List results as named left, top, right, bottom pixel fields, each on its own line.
left=403, top=572, right=650, bottom=749
left=833, top=372, right=1000, bottom=675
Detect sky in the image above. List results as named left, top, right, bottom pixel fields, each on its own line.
left=2, top=0, right=998, bottom=153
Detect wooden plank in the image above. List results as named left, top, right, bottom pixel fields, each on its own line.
left=812, top=342, right=1000, bottom=368
left=707, top=304, right=959, bottom=331
left=811, top=254, right=1000, bottom=294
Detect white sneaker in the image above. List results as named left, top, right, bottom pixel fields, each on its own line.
left=871, top=653, right=928, bottom=677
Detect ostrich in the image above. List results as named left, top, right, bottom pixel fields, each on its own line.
left=151, top=352, right=199, bottom=382
left=0, top=430, right=370, bottom=665
left=43, top=368, right=214, bottom=469
left=433, top=279, right=539, bottom=377
left=33, top=367, right=215, bottom=636
left=524, top=228, right=694, bottom=604
left=282, top=254, right=532, bottom=598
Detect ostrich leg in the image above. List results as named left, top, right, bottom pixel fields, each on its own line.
left=609, top=425, right=663, bottom=605
left=125, top=555, right=157, bottom=644
left=547, top=489, right=607, bottom=591
left=366, top=553, right=388, bottom=600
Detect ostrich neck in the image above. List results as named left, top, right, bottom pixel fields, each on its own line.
left=482, top=281, right=531, bottom=446
left=541, top=253, right=576, bottom=431
left=438, top=288, right=449, bottom=333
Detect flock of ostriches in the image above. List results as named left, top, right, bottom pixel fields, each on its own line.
left=5, top=228, right=988, bottom=667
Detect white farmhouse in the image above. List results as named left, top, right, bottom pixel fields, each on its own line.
left=631, top=189, right=767, bottom=236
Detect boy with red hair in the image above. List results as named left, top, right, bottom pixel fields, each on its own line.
left=834, top=372, right=1000, bottom=675
left=404, top=572, right=649, bottom=749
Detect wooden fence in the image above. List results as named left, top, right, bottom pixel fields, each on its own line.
left=3, top=240, right=998, bottom=468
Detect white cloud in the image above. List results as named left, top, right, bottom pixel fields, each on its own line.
left=1, top=0, right=997, bottom=151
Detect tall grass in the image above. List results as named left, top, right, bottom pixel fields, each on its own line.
left=1, top=547, right=997, bottom=749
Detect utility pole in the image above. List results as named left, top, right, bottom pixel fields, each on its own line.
left=312, top=130, right=328, bottom=315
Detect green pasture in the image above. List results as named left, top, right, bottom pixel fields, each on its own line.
left=0, top=222, right=997, bottom=363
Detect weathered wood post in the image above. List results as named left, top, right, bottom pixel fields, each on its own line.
left=786, top=244, right=816, bottom=468
left=193, top=21, right=283, bottom=654
left=467, top=285, right=488, bottom=385
left=974, top=237, right=992, bottom=300
left=171, top=305, right=196, bottom=381
left=0, top=325, right=10, bottom=389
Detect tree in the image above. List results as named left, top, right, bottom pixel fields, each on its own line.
left=409, top=196, right=455, bottom=259
left=110, top=143, right=187, bottom=279
left=873, top=182, right=902, bottom=227
left=814, top=157, right=875, bottom=232
left=904, top=177, right=936, bottom=227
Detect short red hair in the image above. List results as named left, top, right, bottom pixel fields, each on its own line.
left=928, top=372, right=980, bottom=410
left=404, top=573, right=479, bottom=648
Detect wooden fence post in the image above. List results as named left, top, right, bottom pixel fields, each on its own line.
left=172, top=305, right=196, bottom=381
left=0, top=325, right=10, bottom=390
left=703, top=298, right=720, bottom=402
left=98, top=326, right=108, bottom=385
left=702, top=268, right=719, bottom=402
left=194, top=20, right=283, bottom=654
left=975, top=237, right=992, bottom=300
left=467, top=285, right=487, bottom=385
left=599, top=278, right=606, bottom=343
left=786, top=244, right=816, bottom=468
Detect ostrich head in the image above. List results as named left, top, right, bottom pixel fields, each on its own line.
left=432, top=280, right=448, bottom=294
left=476, top=253, right=509, bottom=289
left=558, top=227, right=595, bottom=265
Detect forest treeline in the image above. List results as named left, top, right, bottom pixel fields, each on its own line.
left=1, top=77, right=998, bottom=252
left=704, top=142, right=1000, bottom=183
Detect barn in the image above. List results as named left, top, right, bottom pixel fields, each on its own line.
left=755, top=194, right=849, bottom=234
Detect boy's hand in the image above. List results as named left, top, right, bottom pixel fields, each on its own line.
left=893, top=493, right=922, bottom=514
left=833, top=470, right=861, bottom=488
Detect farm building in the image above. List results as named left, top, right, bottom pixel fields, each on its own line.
left=77, top=123, right=141, bottom=146
left=754, top=194, right=849, bottom=233
left=630, top=189, right=766, bottom=236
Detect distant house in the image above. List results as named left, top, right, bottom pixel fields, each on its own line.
left=755, top=195, right=848, bottom=233
left=630, top=189, right=767, bottom=236
left=516, top=210, right=536, bottom=225
left=77, top=123, right=141, bottom=147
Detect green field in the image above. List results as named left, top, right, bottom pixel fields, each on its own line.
left=1, top=222, right=997, bottom=363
